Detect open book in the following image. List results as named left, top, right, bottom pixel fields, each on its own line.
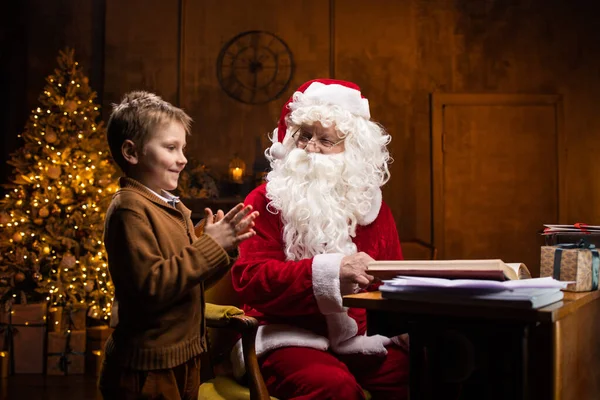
left=367, top=259, right=532, bottom=281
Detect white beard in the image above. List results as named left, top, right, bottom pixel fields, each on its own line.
left=266, top=149, right=378, bottom=261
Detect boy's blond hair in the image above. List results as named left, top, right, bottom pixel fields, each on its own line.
left=106, top=91, right=192, bottom=172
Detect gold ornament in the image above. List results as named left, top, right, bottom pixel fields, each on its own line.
left=84, top=280, right=95, bottom=292
left=39, top=206, right=50, bottom=218
left=14, top=272, right=25, bottom=283
left=47, top=165, right=62, bottom=180
left=12, top=233, right=22, bottom=243
left=60, top=254, right=76, bottom=269
left=0, top=213, right=9, bottom=225
left=43, top=246, right=51, bottom=254
left=45, top=128, right=57, bottom=143
left=64, top=100, right=77, bottom=113
left=34, top=218, right=44, bottom=225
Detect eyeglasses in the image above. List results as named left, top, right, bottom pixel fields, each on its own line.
left=292, top=128, right=345, bottom=150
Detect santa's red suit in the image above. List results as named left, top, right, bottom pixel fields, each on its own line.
left=231, top=184, right=409, bottom=399
left=230, top=78, right=409, bottom=399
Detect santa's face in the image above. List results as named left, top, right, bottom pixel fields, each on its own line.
left=292, top=122, right=346, bottom=154
left=266, top=146, right=378, bottom=261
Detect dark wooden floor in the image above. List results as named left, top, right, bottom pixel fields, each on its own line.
left=0, top=375, right=101, bottom=400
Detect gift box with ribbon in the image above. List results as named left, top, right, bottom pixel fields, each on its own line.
left=46, top=330, right=86, bottom=375
left=60, top=304, right=88, bottom=332
left=540, top=240, right=600, bottom=292
left=0, top=303, right=47, bottom=374
left=85, top=325, right=113, bottom=376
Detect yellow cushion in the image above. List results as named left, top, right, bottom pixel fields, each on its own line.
left=205, top=303, right=244, bottom=321
left=198, top=375, right=278, bottom=400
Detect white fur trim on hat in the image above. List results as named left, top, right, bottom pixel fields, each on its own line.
left=303, top=82, right=371, bottom=120
left=269, top=141, right=287, bottom=160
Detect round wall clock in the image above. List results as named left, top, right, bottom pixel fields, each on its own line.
left=217, top=30, right=294, bottom=104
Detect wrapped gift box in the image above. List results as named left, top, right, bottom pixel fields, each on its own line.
left=85, top=325, right=113, bottom=376
left=47, top=306, right=63, bottom=333
left=540, top=244, right=600, bottom=292
left=0, top=303, right=47, bottom=374
left=544, top=232, right=600, bottom=247
left=86, top=325, right=113, bottom=350
left=60, top=304, right=88, bottom=332
left=47, top=330, right=85, bottom=375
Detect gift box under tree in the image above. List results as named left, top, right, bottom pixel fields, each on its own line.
left=0, top=302, right=47, bottom=374
left=540, top=241, right=600, bottom=292
left=85, top=325, right=113, bottom=376
left=47, top=303, right=87, bottom=333
left=46, top=329, right=85, bottom=375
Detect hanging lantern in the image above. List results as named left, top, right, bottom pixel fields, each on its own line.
left=228, top=155, right=246, bottom=184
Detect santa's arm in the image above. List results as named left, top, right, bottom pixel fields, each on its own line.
left=231, top=186, right=345, bottom=317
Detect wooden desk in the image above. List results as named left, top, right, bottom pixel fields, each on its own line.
left=343, top=291, right=600, bottom=400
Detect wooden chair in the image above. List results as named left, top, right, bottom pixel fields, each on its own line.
left=198, top=271, right=274, bottom=400
left=400, top=238, right=438, bottom=261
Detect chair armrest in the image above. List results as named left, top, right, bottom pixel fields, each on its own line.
left=205, top=303, right=270, bottom=400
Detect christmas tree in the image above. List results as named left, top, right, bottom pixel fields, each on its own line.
left=0, top=48, right=118, bottom=322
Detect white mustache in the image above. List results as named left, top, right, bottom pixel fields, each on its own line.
left=284, top=149, right=345, bottom=178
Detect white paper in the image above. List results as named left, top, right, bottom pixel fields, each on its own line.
left=382, top=276, right=571, bottom=291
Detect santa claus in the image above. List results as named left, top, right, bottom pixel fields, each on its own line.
left=231, top=79, right=409, bottom=399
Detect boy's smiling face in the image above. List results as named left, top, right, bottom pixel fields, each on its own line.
left=128, top=120, right=187, bottom=193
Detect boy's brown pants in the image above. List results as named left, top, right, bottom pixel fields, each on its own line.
left=98, top=355, right=201, bottom=400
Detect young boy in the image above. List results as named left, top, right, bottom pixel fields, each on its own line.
left=99, top=91, right=258, bottom=399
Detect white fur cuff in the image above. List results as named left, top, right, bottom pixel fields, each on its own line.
left=312, top=253, right=345, bottom=315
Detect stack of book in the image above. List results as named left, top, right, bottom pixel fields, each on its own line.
left=369, top=259, right=570, bottom=309
left=542, top=223, right=600, bottom=247
left=542, top=223, right=600, bottom=235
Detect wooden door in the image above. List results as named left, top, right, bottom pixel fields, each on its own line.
left=432, top=94, right=565, bottom=277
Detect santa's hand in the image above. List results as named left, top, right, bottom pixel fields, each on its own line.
left=332, top=334, right=390, bottom=356
left=339, top=252, right=375, bottom=288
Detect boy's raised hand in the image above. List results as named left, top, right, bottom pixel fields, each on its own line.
left=202, top=203, right=258, bottom=251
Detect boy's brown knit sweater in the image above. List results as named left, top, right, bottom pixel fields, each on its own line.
left=103, top=177, right=230, bottom=370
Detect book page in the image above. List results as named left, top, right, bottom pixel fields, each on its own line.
left=504, top=263, right=532, bottom=279
left=383, top=276, right=569, bottom=290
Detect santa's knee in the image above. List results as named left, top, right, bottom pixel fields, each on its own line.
left=300, top=366, right=364, bottom=400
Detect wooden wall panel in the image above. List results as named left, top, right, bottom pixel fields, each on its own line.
left=336, top=0, right=600, bottom=243
left=432, top=94, right=563, bottom=273
left=181, top=0, right=330, bottom=177
left=335, top=0, right=461, bottom=241
left=26, top=0, right=99, bottom=105
left=103, top=0, right=180, bottom=114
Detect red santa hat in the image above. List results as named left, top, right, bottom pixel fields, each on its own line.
left=269, top=79, right=371, bottom=160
